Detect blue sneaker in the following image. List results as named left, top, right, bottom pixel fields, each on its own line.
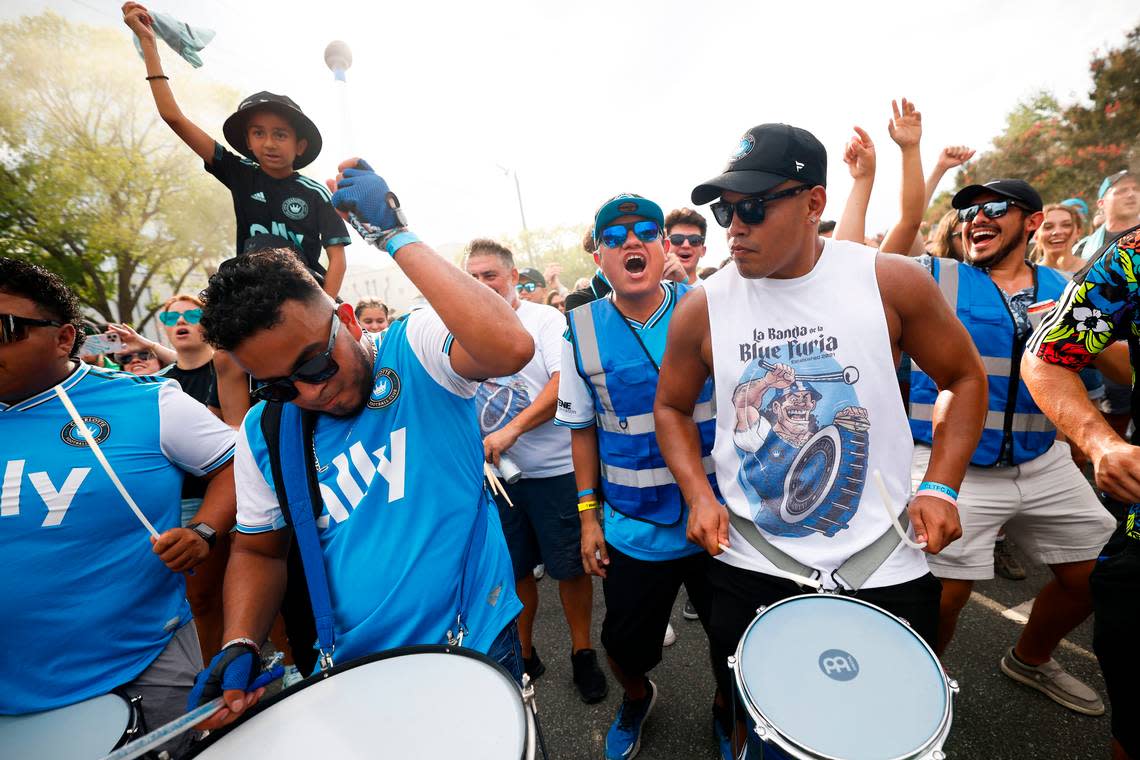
left=605, top=679, right=657, bottom=759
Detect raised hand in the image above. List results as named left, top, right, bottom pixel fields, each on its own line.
left=936, top=145, right=975, bottom=172
left=843, top=126, right=876, bottom=180
left=887, top=98, right=922, bottom=148
left=121, top=2, right=155, bottom=42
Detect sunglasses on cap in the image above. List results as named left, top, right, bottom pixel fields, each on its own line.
left=250, top=312, right=342, bottom=403
left=158, top=308, right=203, bottom=326
left=710, top=185, right=812, bottom=228
left=0, top=313, right=63, bottom=344
left=668, top=233, right=705, bottom=247
left=598, top=221, right=661, bottom=249
left=114, top=350, right=156, bottom=365
left=516, top=282, right=539, bottom=293
left=956, top=199, right=1029, bottom=223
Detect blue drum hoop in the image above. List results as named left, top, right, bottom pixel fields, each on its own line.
left=729, top=594, right=957, bottom=760
left=186, top=645, right=535, bottom=760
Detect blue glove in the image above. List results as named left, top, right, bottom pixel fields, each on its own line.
left=186, top=642, right=260, bottom=711
left=331, top=160, right=422, bottom=259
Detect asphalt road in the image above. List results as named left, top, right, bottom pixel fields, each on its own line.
left=526, top=544, right=1112, bottom=760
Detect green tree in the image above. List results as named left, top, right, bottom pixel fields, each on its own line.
left=505, top=225, right=597, bottom=287
left=0, top=13, right=239, bottom=329
left=958, top=24, right=1140, bottom=207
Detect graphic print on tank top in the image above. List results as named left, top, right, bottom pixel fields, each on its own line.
left=476, top=377, right=533, bottom=434
left=732, top=328, right=868, bottom=538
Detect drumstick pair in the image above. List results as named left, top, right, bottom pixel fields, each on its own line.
left=484, top=462, right=514, bottom=507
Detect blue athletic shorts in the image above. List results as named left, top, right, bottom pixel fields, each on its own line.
left=493, top=472, right=584, bottom=582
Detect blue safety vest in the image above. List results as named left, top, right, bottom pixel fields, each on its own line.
left=910, top=258, right=1067, bottom=466
left=567, top=295, right=718, bottom=526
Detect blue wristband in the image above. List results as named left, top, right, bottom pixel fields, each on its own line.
left=577, top=488, right=595, bottom=498
left=917, top=481, right=958, bottom=501
left=385, top=231, right=420, bottom=257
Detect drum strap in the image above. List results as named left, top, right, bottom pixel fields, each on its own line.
left=275, top=403, right=338, bottom=671
left=727, top=510, right=909, bottom=590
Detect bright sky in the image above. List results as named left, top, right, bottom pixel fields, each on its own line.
left=8, top=0, right=1140, bottom=270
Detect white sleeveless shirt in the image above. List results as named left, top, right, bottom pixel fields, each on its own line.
left=702, top=239, right=928, bottom=589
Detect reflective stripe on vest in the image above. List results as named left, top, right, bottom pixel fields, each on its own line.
left=601, top=455, right=716, bottom=489
left=910, top=403, right=1055, bottom=434
left=568, top=293, right=718, bottom=526
left=909, top=258, right=1067, bottom=466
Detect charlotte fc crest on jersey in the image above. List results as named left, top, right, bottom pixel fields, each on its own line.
left=282, top=197, right=308, bottom=220
left=60, top=416, right=111, bottom=448
left=367, top=367, right=401, bottom=409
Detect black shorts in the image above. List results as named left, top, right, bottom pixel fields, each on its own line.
left=1090, top=526, right=1140, bottom=757
left=600, top=544, right=714, bottom=677
left=494, top=472, right=584, bottom=581
left=706, top=560, right=942, bottom=705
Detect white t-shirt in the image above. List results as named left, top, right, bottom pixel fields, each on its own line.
left=475, top=300, right=571, bottom=479
left=703, top=241, right=929, bottom=590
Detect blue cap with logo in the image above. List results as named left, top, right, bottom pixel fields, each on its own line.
left=592, top=193, right=665, bottom=245
left=1098, top=170, right=1133, bottom=200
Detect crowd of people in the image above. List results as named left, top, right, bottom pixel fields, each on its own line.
left=2, top=4, right=1140, bottom=760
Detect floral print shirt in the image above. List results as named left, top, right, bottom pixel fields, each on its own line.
left=1028, top=230, right=1140, bottom=373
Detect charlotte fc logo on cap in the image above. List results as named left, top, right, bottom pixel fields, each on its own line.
left=731, top=133, right=755, bottom=162
left=60, top=416, right=111, bottom=448
left=282, top=197, right=308, bottom=220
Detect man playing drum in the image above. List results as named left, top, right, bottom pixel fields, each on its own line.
left=187, top=159, right=533, bottom=728
left=0, top=258, right=238, bottom=759
left=656, top=124, right=987, bottom=755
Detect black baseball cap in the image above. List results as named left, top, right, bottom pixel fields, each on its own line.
left=692, top=124, right=827, bottom=205
left=518, top=267, right=546, bottom=287
left=223, top=92, right=322, bottom=169
left=952, top=179, right=1043, bottom=213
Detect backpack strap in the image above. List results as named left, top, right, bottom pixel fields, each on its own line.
left=261, top=401, right=337, bottom=671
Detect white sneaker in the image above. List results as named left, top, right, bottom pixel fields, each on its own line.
left=663, top=623, right=676, bottom=647
left=282, top=664, right=304, bottom=688
left=533, top=564, right=545, bottom=580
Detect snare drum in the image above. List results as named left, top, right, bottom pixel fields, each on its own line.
left=188, top=646, right=536, bottom=759
left=0, top=692, right=141, bottom=760
left=730, top=594, right=957, bottom=760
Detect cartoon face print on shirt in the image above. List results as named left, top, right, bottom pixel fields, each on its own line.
left=731, top=328, right=868, bottom=539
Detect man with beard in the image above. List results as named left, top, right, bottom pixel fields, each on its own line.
left=909, top=179, right=1115, bottom=714
left=185, top=159, right=533, bottom=728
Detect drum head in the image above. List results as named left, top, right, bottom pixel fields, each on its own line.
left=0, top=693, right=131, bottom=760
left=192, top=648, right=528, bottom=759
left=735, top=595, right=949, bottom=760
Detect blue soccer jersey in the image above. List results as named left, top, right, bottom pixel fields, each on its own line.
left=235, top=310, right=522, bottom=664
left=0, top=364, right=236, bottom=713
left=555, top=282, right=702, bottom=561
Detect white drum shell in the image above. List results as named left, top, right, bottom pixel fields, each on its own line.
left=730, top=594, right=955, bottom=760
left=0, top=693, right=133, bottom=760
left=190, top=649, right=532, bottom=760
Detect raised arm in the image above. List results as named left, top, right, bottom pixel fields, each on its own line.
left=329, top=159, right=532, bottom=380
left=880, top=254, right=986, bottom=551
left=655, top=288, right=727, bottom=555
left=835, top=127, right=876, bottom=243
left=122, top=2, right=215, bottom=163
left=880, top=99, right=925, bottom=254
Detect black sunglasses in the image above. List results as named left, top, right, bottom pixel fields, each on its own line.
left=710, top=185, right=812, bottom=228
left=114, top=350, right=156, bottom=365
left=957, top=199, right=1028, bottom=223
left=251, top=313, right=342, bottom=403
left=668, top=233, right=705, bottom=247
left=0, top=313, right=63, bottom=344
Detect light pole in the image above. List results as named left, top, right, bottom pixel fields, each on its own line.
left=324, top=41, right=353, bottom=153
left=497, top=164, right=532, bottom=257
